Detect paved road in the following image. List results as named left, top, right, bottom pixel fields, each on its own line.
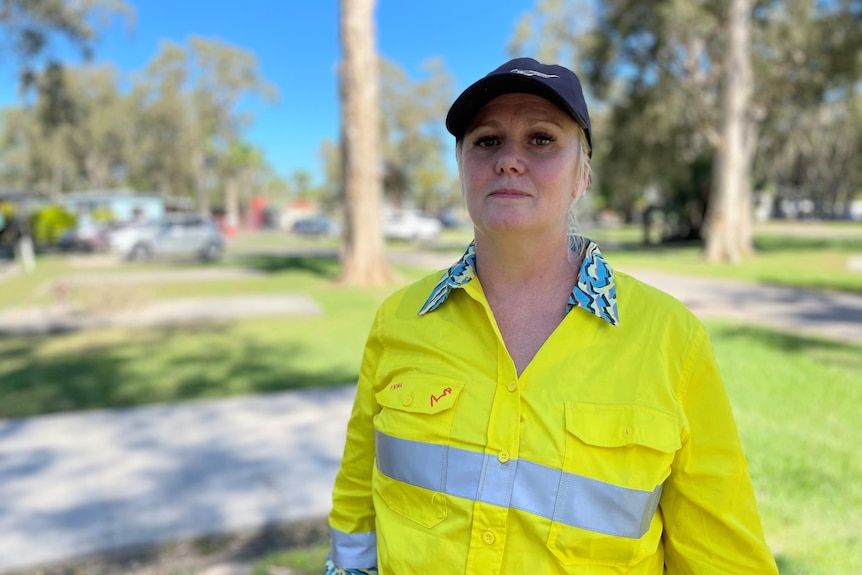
left=621, top=269, right=862, bottom=344
left=1, top=261, right=861, bottom=573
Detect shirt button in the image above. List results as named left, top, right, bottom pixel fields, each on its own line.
left=482, top=530, right=495, bottom=545
left=507, top=381, right=517, bottom=392
left=498, top=451, right=510, bottom=463
left=402, top=394, right=413, bottom=406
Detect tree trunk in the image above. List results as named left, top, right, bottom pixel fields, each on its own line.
left=705, top=0, right=752, bottom=263
left=736, top=118, right=758, bottom=256
left=225, top=178, right=240, bottom=235
left=338, top=0, right=393, bottom=286
left=192, top=149, right=211, bottom=217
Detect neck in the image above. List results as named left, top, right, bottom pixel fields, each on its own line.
left=473, top=228, right=580, bottom=293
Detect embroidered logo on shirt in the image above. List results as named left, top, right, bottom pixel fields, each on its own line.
left=430, top=387, right=453, bottom=407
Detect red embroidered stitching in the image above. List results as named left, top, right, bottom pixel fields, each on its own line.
left=430, top=387, right=453, bottom=407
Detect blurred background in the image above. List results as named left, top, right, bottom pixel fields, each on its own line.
left=0, top=0, right=860, bottom=574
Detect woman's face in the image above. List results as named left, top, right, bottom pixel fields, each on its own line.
left=458, top=92, right=586, bottom=240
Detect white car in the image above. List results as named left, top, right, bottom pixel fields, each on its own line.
left=108, top=215, right=225, bottom=261
left=383, top=209, right=442, bottom=241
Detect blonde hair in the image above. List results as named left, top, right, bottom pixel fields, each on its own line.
left=567, top=126, right=591, bottom=259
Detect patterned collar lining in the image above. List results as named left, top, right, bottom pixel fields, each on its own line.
left=417, top=240, right=620, bottom=326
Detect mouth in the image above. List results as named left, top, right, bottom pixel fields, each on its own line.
left=488, top=189, right=531, bottom=199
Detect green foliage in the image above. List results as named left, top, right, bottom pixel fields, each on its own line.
left=379, top=58, right=456, bottom=211
left=29, top=204, right=76, bottom=244
left=0, top=36, right=279, bottom=209
left=0, top=0, right=135, bottom=134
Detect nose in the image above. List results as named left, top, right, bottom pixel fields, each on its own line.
left=495, top=141, right=523, bottom=174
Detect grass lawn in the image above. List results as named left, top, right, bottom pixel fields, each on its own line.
left=710, top=322, right=862, bottom=575
left=0, top=253, right=432, bottom=418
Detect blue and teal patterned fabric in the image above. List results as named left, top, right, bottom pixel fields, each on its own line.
left=418, top=239, right=619, bottom=326
left=325, top=554, right=378, bottom=575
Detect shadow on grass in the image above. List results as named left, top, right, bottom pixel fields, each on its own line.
left=0, top=324, right=357, bottom=419
left=774, top=553, right=815, bottom=575
left=711, top=323, right=862, bottom=358
left=3, top=518, right=331, bottom=575
left=234, top=254, right=340, bottom=279
left=599, top=238, right=703, bottom=254
left=754, top=235, right=862, bottom=253
left=603, top=234, right=862, bottom=254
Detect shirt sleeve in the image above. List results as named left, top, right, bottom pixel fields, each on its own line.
left=327, top=308, right=384, bottom=571
left=661, top=324, right=779, bottom=574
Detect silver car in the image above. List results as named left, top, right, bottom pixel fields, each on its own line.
left=109, top=215, right=225, bottom=261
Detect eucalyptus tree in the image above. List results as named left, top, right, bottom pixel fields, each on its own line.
left=319, top=139, right=343, bottom=210
left=1, top=103, right=77, bottom=193
left=131, top=38, right=277, bottom=214
left=0, top=65, right=127, bottom=194
left=339, top=0, right=393, bottom=286
left=220, top=142, right=267, bottom=230
left=186, top=37, right=278, bottom=215
left=128, top=42, right=198, bottom=198
left=67, top=65, right=131, bottom=189
left=0, top=0, right=133, bottom=130
left=379, top=58, right=454, bottom=211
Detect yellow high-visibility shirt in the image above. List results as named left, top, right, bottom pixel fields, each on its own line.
left=329, top=241, right=779, bottom=574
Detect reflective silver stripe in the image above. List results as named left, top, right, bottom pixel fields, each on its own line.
left=375, top=431, right=662, bottom=539
left=330, top=527, right=377, bottom=568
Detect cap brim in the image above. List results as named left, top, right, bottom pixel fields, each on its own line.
left=446, top=75, right=583, bottom=140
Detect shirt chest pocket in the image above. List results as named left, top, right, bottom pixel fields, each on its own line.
left=373, top=377, right=464, bottom=529
left=373, top=376, right=464, bottom=443
left=548, top=403, right=682, bottom=567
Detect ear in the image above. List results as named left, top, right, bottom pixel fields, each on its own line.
left=572, top=159, right=591, bottom=199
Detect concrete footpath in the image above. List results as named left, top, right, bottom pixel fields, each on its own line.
left=1, top=268, right=861, bottom=573
left=0, top=387, right=356, bottom=572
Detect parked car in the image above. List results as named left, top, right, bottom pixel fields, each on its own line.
left=57, top=223, right=117, bottom=253
left=108, top=215, right=225, bottom=261
left=383, top=209, right=442, bottom=241
left=291, top=215, right=340, bottom=238
left=436, top=210, right=468, bottom=229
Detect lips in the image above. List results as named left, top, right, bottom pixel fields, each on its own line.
left=489, top=188, right=531, bottom=199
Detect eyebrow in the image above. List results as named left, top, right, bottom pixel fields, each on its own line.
left=468, top=116, right=567, bottom=132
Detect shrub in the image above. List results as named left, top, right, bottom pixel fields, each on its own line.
left=30, top=205, right=77, bottom=245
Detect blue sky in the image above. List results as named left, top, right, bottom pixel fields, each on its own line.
left=0, top=0, right=542, bottom=185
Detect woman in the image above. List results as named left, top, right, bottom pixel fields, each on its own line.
left=326, top=58, right=779, bottom=574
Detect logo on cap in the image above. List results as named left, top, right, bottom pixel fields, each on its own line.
left=509, top=68, right=559, bottom=79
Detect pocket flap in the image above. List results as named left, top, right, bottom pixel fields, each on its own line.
left=376, top=376, right=464, bottom=414
left=565, top=403, right=681, bottom=453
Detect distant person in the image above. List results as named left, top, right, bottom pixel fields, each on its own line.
left=326, top=58, right=779, bottom=574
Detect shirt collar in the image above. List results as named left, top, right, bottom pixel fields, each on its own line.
left=418, top=239, right=620, bottom=326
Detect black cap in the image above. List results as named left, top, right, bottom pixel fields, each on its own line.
left=446, top=57, right=592, bottom=156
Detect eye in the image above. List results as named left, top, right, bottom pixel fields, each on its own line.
left=532, top=133, right=555, bottom=146
left=472, top=135, right=499, bottom=148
